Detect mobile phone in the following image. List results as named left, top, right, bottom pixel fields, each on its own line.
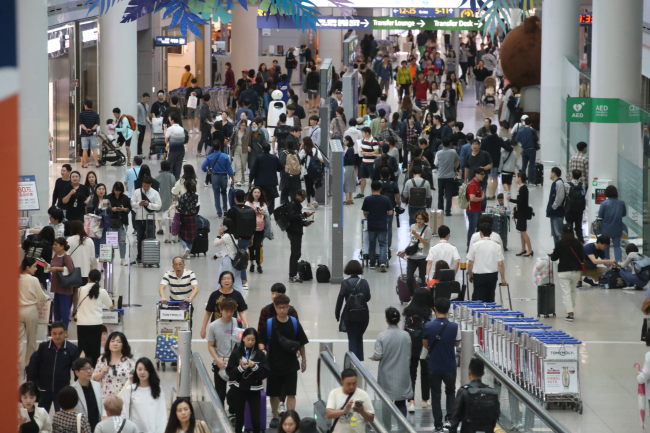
left=355, top=400, right=363, bottom=406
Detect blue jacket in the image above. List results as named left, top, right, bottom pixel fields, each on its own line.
left=441, top=124, right=453, bottom=141
left=249, top=152, right=283, bottom=186
left=238, top=89, right=259, bottom=114
left=377, top=62, right=393, bottom=82
left=201, top=150, right=234, bottom=175
left=27, top=340, right=79, bottom=392
left=236, top=107, right=254, bottom=122
left=514, top=126, right=539, bottom=150
left=459, top=143, right=472, bottom=175
left=598, top=198, right=627, bottom=238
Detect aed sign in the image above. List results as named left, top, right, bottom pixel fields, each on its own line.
left=565, top=97, right=642, bottom=123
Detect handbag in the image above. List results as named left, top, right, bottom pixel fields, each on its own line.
left=264, top=212, right=274, bottom=240
left=55, top=245, right=82, bottom=288
left=405, top=225, right=427, bottom=256
left=171, top=212, right=182, bottom=236
left=99, top=211, right=111, bottom=229
left=570, top=247, right=586, bottom=272
left=187, top=95, right=198, bottom=109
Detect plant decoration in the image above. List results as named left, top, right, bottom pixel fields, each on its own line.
left=84, top=0, right=353, bottom=35
left=476, top=0, right=537, bottom=41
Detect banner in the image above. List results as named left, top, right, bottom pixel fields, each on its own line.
left=566, top=97, right=650, bottom=123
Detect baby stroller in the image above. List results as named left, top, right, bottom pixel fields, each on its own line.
left=97, top=131, right=126, bottom=166
left=483, top=76, right=497, bottom=106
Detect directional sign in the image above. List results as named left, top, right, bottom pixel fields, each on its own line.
left=257, top=16, right=371, bottom=29
left=392, top=7, right=475, bottom=17
left=155, top=36, right=186, bottom=46
left=371, top=17, right=482, bottom=31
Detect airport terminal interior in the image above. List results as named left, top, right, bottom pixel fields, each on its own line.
left=8, top=0, right=650, bottom=432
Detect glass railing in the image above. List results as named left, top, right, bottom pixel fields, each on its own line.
left=191, top=352, right=235, bottom=433
left=343, top=352, right=418, bottom=433
left=475, top=352, right=572, bottom=433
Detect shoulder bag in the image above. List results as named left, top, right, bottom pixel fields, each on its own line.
left=76, top=413, right=82, bottom=433
left=405, top=224, right=428, bottom=256
left=328, top=391, right=355, bottom=433
left=569, top=247, right=586, bottom=272
left=423, top=320, right=450, bottom=360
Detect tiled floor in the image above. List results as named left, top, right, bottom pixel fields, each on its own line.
left=48, top=78, right=650, bottom=433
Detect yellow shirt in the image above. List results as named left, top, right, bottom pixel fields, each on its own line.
left=181, top=71, right=194, bottom=87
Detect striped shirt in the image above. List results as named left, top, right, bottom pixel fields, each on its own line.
left=160, top=269, right=197, bottom=300
left=79, top=109, right=100, bottom=137
left=569, top=152, right=589, bottom=186
left=360, top=139, right=378, bottom=164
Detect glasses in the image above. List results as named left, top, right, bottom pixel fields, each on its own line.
left=80, top=366, right=94, bottom=372
left=111, top=365, right=117, bottom=375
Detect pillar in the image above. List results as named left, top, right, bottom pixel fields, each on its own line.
left=587, top=0, right=642, bottom=221
left=230, top=5, right=259, bottom=76
left=319, top=30, right=343, bottom=71
left=19, top=0, right=49, bottom=215
left=539, top=0, right=580, bottom=167
left=99, top=2, right=137, bottom=130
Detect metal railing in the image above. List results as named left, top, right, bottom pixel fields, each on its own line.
left=191, top=352, right=236, bottom=433
left=475, top=352, right=572, bottom=433
left=343, top=352, right=417, bottom=433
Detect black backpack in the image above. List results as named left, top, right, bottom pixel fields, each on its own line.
left=23, top=235, right=47, bottom=259
left=407, top=178, right=427, bottom=208
left=380, top=179, right=396, bottom=208
left=234, top=206, right=257, bottom=238
left=420, top=158, right=434, bottom=186
left=273, top=204, right=290, bottom=231
left=275, top=124, right=292, bottom=149
left=404, top=315, right=427, bottom=356
left=564, top=181, right=586, bottom=213
left=316, top=265, right=331, bottom=283
left=230, top=235, right=250, bottom=271
left=346, top=279, right=368, bottom=322
left=463, top=385, right=500, bottom=433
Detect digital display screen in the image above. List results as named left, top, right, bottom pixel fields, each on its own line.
left=580, top=14, right=592, bottom=25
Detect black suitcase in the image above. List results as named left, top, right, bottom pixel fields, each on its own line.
left=537, top=259, right=556, bottom=318
left=298, top=260, right=313, bottom=280
left=534, top=163, right=544, bottom=185
left=190, top=228, right=210, bottom=256
left=149, top=133, right=166, bottom=157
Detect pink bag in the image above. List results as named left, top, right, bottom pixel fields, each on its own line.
left=171, top=213, right=181, bottom=236
left=255, top=208, right=265, bottom=231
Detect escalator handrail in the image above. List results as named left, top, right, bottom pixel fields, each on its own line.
left=192, top=352, right=236, bottom=433
left=343, top=352, right=418, bottom=433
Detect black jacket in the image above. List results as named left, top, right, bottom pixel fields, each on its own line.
left=550, top=240, right=585, bottom=272
left=480, top=134, right=508, bottom=166
left=335, top=276, right=371, bottom=331
left=449, top=380, right=499, bottom=433
left=286, top=201, right=306, bottom=235
left=27, top=340, right=79, bottom=392
left=107, top=193, right=132, bottom=227
left=249, top=153, right=282, bottom=186
left=226, top=344, right=269, bottom=391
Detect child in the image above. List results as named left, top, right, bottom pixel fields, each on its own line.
left=493, top=193, right=511, bottom=252
left=105, top=118, right=116, bottom=141
left=495, top=193, right=510, bottom=212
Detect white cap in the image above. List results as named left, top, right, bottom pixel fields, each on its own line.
left=520, top=114, right=529, bottom=120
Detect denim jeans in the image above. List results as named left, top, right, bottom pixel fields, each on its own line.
left=409, top=206, right=426, bottom=225
left=603, top=236, right=622, bottom=262
left=466, top=211, right=482, bottom=248
left=438, top=178, right=454, bottom=213
left=480, top=180, right=488, bottom=212
left=238, top=239, right=251, bottom=281
left=53, top=293, right=72, bottom=330
left=387, top=214, right=394, bottom=250
left=179, top=238, right=194, bottom=252
left=550, top=217, right=564, bottom=245
left=107, top=227, right=127, bottom=258
left=212, top=174, right=229, bottom=216
left=521, top=148, right=537, bottom=182
left=429, top=370, right=457, bottom=429
left=346, top=320, right=368, bottom=360
left=367, top=230, right=387, bottom=266
left=287, top=67, right=294, bottom=82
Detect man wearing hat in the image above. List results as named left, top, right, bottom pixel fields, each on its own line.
left=286, top=190, right=315, bottom=283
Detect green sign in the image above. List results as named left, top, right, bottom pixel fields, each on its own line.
left=371, top=17, right=482, bottom=31
left=567, top=97, right=650, bottom=123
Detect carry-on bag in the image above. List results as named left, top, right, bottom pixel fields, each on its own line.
left=534, top=163, right=544, bottom=186
left=141, top=213, right=160, bottom=267
left=298, top=261, right=313, bottom=280
left=244, top=390, right=267, bottom=432
left=190, top=228, right=210, bottom=256
left=429, top=209, right=444, bottom=236
left=491, top=212, right=509, bottom=250
left=396, top=258, right=415, bottom=304
left=537, top=258, right=556, bottom=318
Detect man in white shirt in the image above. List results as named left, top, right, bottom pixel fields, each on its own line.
left=165, top=114, right=186, bottom=180
left=305, top=115, right=321, bottom=147
left=326, top=369, right=375, bottom=433
left=467, top=223, right=507, bottom=303
left=130, top=176, right=162, bottom=265
left=468, top=214, right=504, bottom=251
left=426, top=225, right=460, bottom=281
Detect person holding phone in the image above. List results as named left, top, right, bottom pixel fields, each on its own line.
left=326, top=369, right=374, bottom=433
left=107, top=182, right=132, bottom=266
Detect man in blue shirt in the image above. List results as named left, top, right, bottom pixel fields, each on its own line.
left=422, top=297, right=461, bottom=433
left=236, top=100, right=254, bottom=123
left=581, top=235, right=616, bottom=287
left=458, top=135, right=473, bottom=181
left=124, top=156, right=142, bottom=229
left=514, top=117, right=539, bottom=183
left=377, top=55, right=393, bottom=94
left=202, top=145, right=235, bottom=217
left=361, top=181, right=394, bottom=272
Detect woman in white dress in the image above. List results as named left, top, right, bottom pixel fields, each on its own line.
left=122, top=358, right=167, bottom=433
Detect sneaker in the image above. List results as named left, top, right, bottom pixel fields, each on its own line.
left=421, top=401, right=430, bottom=409
left=380, top=264, right=387, bottom=273
left=278, top=402, right=287, bottom=413
left=242, top=282, right=249, bottom=289
left=313, top=202, right=319, bottom=209
left=583, top=277, right=597, bottom=287
left=504, top=247, right=508, bottom=251
left=204, top=181, right=209, bottom=187
left=354, top=193, right=365, bottom=199
left=565, top=315, right=574, bottom=322
left=370, top=264, right=376, bottom=270
left=249, top=264, right=255, bottom=272
left=408, top=402, right=415, bottom=413
left=257, top=265, right=263, bottom=273
left=196, top=153, right=203, bottom=157
left=576, top=281, right=583, bottom=288
left=443, top=419, right=452, bottom=430
left=157, top=229, right=164, bottom=235
left=623, top=286, right=638, bottom=290
left=270, top=418, right=280, bottom=429
left=194, top=128, right=199, bottom=134
left=121, top=259, right=128, bottom=266
left=445, top=212, right=452, bottom=217
left=183, top=248, right=190, bottom=259
left=217, top=214, right=223, bottom=218
left=189, top=129, right=195, bottom=135
left=433, top=428, right=444, bottom=433
left=289, top=275, right=303, bottom=283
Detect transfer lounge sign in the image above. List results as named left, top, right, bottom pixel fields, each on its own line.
left=371, top=17, right=482, bottom=30
left=566, top=97, right=648, bottom=123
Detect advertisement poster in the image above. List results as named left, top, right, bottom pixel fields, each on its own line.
left=544, top=361, right=579, bottom=394
left=19, top=175, right=40, bottom=211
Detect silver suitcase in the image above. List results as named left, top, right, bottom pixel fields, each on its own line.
left=142, top=213, right=160, bottom=267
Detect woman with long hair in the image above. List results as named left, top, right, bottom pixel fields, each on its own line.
left=277, top=410, right=300, bottom=433
left=211, top=221, right=247, bottom=298
left=257, top=63, right=270, bottom=83
left=164, top=397, right=208, bottom=433
left=134, top=164, right=161, bottom=191
left=549, top=225, right=585, bottom=322
left=76, top=269, right=113, bottom=366
left=84, top=171, right=98, bottom=210
left=447, top=71, right=463, bottom=103
left=362, top=69, right=382, bottom=106
left=446, top=50, right=457, bottom=80
left=343, top=136, right=357, bottom=204
left=67, top=220, right=96, bottom=318
left=226, top=329, right=270, bottom=433
left=427, top=81, right=441, bottom=108
left=509, top=172, right=533, bottom=256
left=107, top=181, right=131, bottom=265
left=18, top=382, right=52, bottom=433
left=49, top=237, right=75, bottom=329
left=19, top=258, right=50, bottom=370
left=172, top=164, right=198, bottom=197
left=86, top=182, right=112, bottom=257
left=335, top=260, right=371, bottom=360
left=23, top=226, right=54, bottom=290
left=248, top=118, right=268, bottom=170
left=245, top=187, right=269, bottom=274
left=93, top=332, right=136, bottom=399
left=122, top=357, right=167, bottom=433
left=398, top=210, right=433, bottom=296
left=427, top=260, right=451, bottom=289
left=330, top=106, right=347, bottom=141
left=403, top=288, right=433, bottom=412
left=474, top=59, right=490, bottom=105
left=598, top=185, right=627, bottom=261
left=299, top=137, right=324, bottom=207
left=231, top=119, right=252, bottom=187
left=177, top=180, right=200, bottom=259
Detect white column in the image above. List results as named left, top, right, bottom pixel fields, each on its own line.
left=231, top=5, right=259, bottom=76
left=539, top=0, right=580, bottom=166
left=18, top=0, right=49, bottom=215
left=319, top=30, right=343, bottom=71
left=99, top=3, right=137, bottom=129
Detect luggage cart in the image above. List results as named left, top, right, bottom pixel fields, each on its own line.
left=155, top=301, right=192, bottom=372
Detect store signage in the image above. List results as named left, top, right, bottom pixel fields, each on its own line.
left=18, top=176, right=40, bottom=211
left=258, top=16, right=371, bottom=29
left=82, top=28, right=98, bottom=43
left=155, top=36, right=187, bottom=46
left=372, top=17, right=481, bottom=30
left=580, top=13, right=592, bottom=25
left=343, top=36, right=358, bottom=67
left=392, top=7, right=474, bottom=17
left=567, top=97, right=649, bottom=123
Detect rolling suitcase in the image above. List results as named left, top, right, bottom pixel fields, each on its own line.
left=396, top=258, right=415, bottom=304
left=142, top=213, right=160, bottom=267
left=190, top=228, right=210, bottom=256
left=244, top=390, right=267, bottom=432
left=537, top=259, right=556, bottom=318
left=429, top=209, right=444, bottom=236
left=534, top=163, right=544, bottom=186
left=491, top=212, right=509, bottom=250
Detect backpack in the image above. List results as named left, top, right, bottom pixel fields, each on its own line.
left=22, top=235, right=47, bottom=259
left=458, top=181, right=471, bottom=210
left=407, top=178, right=427, bottom=208
left=305, top=151, right=324, bottom=182
left=345, top=279, right=368, bottom=322
left=564, top=181, right=586, bottom=213
left=284, top=151, right=302, bottom=176
left=230, top=235, right=250, bottom=271
left=420, top=158, right=434, bottom=186
left=404, top=314, right=427, bottom=356
left=463, top=385, right=500, bottom=433
left=273, top=204, right=290, bottom=231
left=380, top=179, right=396, bottom=208
left=633, top=255, right=650, bottom=275
left=372, top=59, right=382, bottom=75
left=266, top=316, right=298, bottom=352
left=275, top=125, right=292, bottom=149
left=234, top=206, right=257, bottom=238
left=316, top=265, right=331, bottom=283
left=119, top=114, right=136, bottom=131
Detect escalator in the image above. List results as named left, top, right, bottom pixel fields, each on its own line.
left=190, top=352, right=235, bottom=433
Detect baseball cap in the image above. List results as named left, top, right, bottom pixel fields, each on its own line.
left=356, top=117, right=364, bottom=125
left=242, top=69, right=249, bottom=73
left=520, top=114, right=529, bottom=120
left=235, top=189, right=246, bottom=201
left=296, top=190, right=307, bottom=198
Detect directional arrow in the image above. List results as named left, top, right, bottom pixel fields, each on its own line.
left=418, top=19, right=425, bottom=27
left=393, top=8, right=398, bottom=13
left=361, top=18, right=369, bottom=27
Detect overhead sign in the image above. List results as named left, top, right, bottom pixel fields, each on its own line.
left=18, top=176, right=40, bottom=211
left=392, top=7, right=475, bottom=17
left=258, top=16, right=371, bottom=29
left=155, top=36, right=187, bottom=46
left=566, top=97, right=649, bottom=123
left=312, top=0, right=462, bottom=7
left=371, top=17, right=482, bottom=31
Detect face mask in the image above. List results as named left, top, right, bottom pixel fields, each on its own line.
left=252, top=127, right=258, bottom=131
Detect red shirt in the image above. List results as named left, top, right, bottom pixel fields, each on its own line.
left=225, top=68, right=236, bottom=89
left=467, top=179, right=483, bottom=213
left=412, top=79, right=429, bottom=100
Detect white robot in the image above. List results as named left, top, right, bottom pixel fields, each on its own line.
left=266, top=89, right=286, bottom=131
